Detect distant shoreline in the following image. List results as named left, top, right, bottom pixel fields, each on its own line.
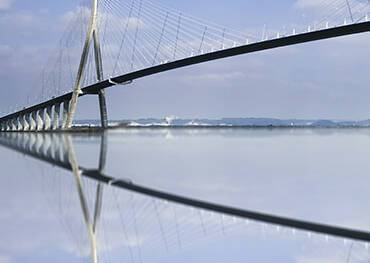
left=73, top=118, right=370, bottom=130
left=5, top=122, right=370, bottom=134
left=4, top=125, right=370, bottom=135
left=68, top=125, right=370, bottom=133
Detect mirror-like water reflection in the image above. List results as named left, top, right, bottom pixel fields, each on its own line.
left=0, top=129, right=369, bottom=262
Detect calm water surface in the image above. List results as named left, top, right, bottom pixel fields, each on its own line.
left=0, top=128, right=369, bottom=262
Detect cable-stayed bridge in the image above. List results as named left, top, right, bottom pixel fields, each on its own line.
left=1, top=0, right=370, bottom=131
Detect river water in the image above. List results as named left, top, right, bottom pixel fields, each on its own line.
left=0, top=128, right=369, bottom=262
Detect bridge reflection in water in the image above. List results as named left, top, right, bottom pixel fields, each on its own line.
left=0, top=131, right=369, bottom=262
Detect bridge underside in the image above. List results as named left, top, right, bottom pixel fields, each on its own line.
left=1, top=21, right=370, bottom=132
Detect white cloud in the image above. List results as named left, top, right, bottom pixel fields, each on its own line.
left=0, top=0, right=12, bottom=10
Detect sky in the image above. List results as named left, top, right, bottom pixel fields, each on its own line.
left=1, top=0, right=370, bottom=120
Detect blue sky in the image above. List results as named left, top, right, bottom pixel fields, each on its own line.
left=0, top=0, right=370, bottom=120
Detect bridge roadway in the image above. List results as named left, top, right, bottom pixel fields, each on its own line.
left=1, top=21, right=370, bottom=128
left=1, top=132, right=370, bottom=242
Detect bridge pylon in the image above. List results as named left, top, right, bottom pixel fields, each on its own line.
left=65, top=0, right=108, bottom=129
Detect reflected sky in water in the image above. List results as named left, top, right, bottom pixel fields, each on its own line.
left=0, top=128, right=370, bottom=263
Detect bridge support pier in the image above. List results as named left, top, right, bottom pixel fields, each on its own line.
left=12, top=119, right=16, bottom=131
left=11, top=119, right=17, bottom=131
left=23, top=114, right=30, bottom=131
left=53, top=103, right=60, bottom=130
left=21, top=116, right=26, bottom=131
left=36, top=110, right=44, bottom=131
left=62, top=101, right=70, bottom=129
left=30, top=112, right=36, bottom=131
left=14, top=119, right=18, bottom=131
left=10, top=119, right=14, bottom=131
left=16, top=116, right=23, bottom=131
left=8, top=120, right=12, bottom=131
left=98, top=90, right=108, bottom=128
left=45, top=106, right=52, bottom=131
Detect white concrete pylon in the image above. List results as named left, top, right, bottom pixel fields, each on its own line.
left=11, top=119, right=17, bottom=131
left=53, top=103, right=60, bottom=130
left=62, top=101, right=70, bottom=129
left=23, top=114, right=30, bottom=131
left=30, top=112, right=37, bottom=131
left=17, top=116, right=23, bottom=131
left=66, top=0, right=100, bottom=129
left=45, top=106, right=52, bottom=130
left=36, top=110, right=44, bottom=131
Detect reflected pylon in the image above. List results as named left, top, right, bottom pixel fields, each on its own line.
left=65, top=133, right=107, bottom=263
